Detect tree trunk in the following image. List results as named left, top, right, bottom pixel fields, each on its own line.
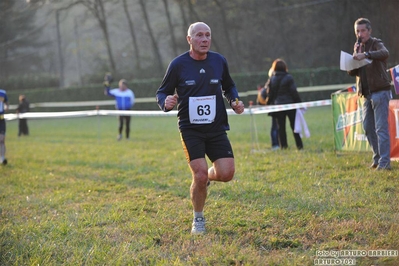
left=81, top=0, right=116, bottom=74
left=138, top=0, right=164, bottom=73
left=213, top=0, right=240, bottom=68
left=122, top=0, right=141, bottom=71
left=176, top=0, right=188, bottom=39
left=162, top=0, right=178, bottom=56
left=73, top=17, right=83, bottom=86
left=97, top=0, right=116, bottom=74
left=56, top=10, right=64, bottom=88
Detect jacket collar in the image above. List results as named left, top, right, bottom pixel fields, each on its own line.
left=364, top=37, right=374, bottom=51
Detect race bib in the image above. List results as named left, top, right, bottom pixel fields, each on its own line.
left=189, top=95, right=216, bottom=124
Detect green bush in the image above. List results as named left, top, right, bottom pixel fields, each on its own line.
left=1, top=73, right=59, bottom=91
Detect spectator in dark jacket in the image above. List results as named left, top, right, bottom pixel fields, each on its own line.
left=265, top=59, right=303, bottom=150
left=348, top=18, right=391, bottom=170
left=16, top=94, right=29, bottom=136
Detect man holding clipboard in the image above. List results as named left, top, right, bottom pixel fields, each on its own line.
left=347, top=18, right=392, bottom=171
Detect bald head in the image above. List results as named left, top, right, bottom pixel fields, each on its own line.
left=187, top=22, right=211, bottom=38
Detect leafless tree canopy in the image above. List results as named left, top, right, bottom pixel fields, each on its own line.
left=1, top=0, right=398, bottom=88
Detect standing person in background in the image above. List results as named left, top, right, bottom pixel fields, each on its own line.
left=270, top=116, right=279, bottom=150
left=16, top=94, right=30, bottom=137
left=156, top=22, right=245, bottom=234
left=265, top=59, right=303, bottom=150
left=0, top=88, right=9, bottom=165
left=349, top=18, right=391, bottom=171
left=257, top=82, right=280, bottom=150
left=104, top=79, right=135, bottom=141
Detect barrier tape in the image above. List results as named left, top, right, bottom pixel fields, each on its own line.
left=247, top=99, right=332, bottom=115
left=4, top=100, right=331, bottom=121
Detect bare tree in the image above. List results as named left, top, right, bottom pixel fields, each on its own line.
left=79, top=0, right=116, bottom=74
left=138, top=0, right=164, bottom=73
left=122, top=0, right=141, bottom=71
left=73, top=16, right=83, bottom=86
left=54, top=3, right=79, bottom=87
left=183, top=0, right=221, bottom=52
left=175, top=0, right=188, bottom=40
left=162, top=0, right=179, bottom=56
left=0, top=0, right=44, bottom=78
left=5, top=0, right=399, bottom=88
left=212, top=0, right=240, bottom=68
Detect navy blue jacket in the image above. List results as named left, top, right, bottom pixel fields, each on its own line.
left=156, top=51, right=239, bottom=132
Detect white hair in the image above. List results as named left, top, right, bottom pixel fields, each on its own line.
left=187, top=22, right=210, bottom=37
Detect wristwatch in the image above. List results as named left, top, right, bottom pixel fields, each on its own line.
left=364, top=52, right=370, bottom=59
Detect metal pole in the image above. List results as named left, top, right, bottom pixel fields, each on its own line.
left=249, top=101, right=260, bottom=153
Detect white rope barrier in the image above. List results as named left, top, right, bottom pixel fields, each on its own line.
left=247, top=99, right=332, bottom=115
left=4, top=100, right=331, bottom=121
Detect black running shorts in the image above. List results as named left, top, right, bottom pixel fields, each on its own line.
left=180, top=129, right=234, bottom=163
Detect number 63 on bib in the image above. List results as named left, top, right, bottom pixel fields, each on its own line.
left=189, top=95, right=216, bottom=124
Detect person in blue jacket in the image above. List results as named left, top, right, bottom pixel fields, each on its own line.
left=104, top=79, right=135, bottom=140
left=156, top=22, right=245, bottom=234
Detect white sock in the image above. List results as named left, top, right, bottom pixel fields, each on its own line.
left=194, top=211, right=204, bottom=219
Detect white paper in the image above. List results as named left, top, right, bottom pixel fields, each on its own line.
left=340, top=51, right=372, bottom=71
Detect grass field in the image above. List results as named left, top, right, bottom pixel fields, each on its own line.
left=1, top=106, right=398, bottom=266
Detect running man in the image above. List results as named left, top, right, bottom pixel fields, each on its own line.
left=156, top=22, right=245, bottom=234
